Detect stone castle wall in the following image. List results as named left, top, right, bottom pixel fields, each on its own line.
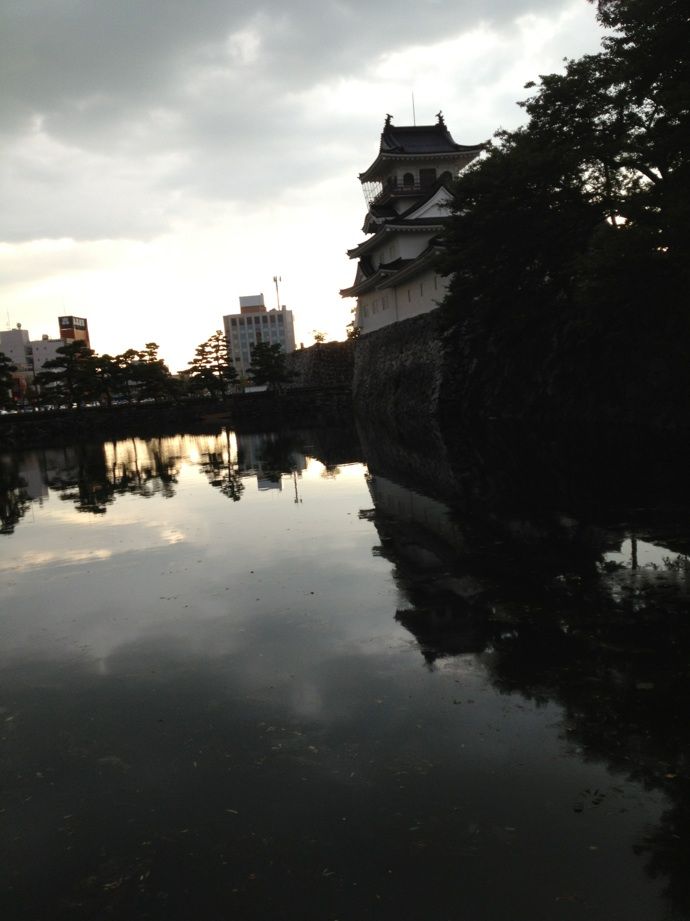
left=284, top=340, right=355, bottom=390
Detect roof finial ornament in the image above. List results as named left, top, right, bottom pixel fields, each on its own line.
left=385, top=113, right=393, bottom=127
left=436, top=110, right=445, bottom=125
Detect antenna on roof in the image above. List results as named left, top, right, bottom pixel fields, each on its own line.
left=411, top=92, right=416, bottom=126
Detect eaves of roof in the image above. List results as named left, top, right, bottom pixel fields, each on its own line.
left=339, top=267, right=395, bottom=298
left=379, top=245, right=443, bottom=287
left=347, top=220, right=447, bottom=259
left=359, top=147, right=482, bottom=183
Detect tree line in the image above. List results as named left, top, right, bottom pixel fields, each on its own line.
left=0, top=331, right=294, bottom=411
left=438, top=0, right=689, bottom=415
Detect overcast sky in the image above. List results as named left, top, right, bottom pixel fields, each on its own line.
left=1, top=0, right=604, bottom=371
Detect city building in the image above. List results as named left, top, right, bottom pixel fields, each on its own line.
left=58, top=315, right=90, bottom=348
left=340, top=113, right=483, bottom=335
left=30, top=334, right=64, bottom=374
left=223, top=294, right=296, bottom=377
left=0, top=325, right=32, bottom=370
left=1, top=316, right=91, bottom=403
left=0, top=325, right=33, bottom=401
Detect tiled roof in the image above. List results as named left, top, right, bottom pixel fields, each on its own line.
left=359, top=114, right=484, bottom=183
left=380, top=123, right=468, bottom=155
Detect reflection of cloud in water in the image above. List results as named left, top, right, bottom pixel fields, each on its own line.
left=604, top=538, right=690, bottom=571
left=0, top=547, right=112, bottom=572
left=290, top=680, right=324, bottom=718
left=160, top=527, right=185, bottom=544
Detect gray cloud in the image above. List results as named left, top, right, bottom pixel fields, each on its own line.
left=0, top=0, right=600, bottom=242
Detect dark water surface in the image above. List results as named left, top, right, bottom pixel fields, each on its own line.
left=1, top=429, right=689, bottom=920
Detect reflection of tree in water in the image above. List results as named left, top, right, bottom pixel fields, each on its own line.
left=50, top=439, right=180, bottom=513
left=199, top=431, right=244, bottom=502
left=481, top=569, right=690, bottom=917
left=366, top=476, right=690, bottom=917
left=0, top=457, right=31, bottom=534
left=55, top=444, right=115, bottom=514
left=108, top=438, right=179, bottom=500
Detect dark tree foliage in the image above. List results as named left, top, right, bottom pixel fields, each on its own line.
left=130, top=342, right=177, bottom=403
left=29, top=341, right=179, bottom=409
left=247, top=341, right=294, bottom=391
left=439, top=0, right=690, bottom=418
left=188, top=331, right=237, bottom=399
left=34, top=341, right=98, bottom=408
left=0, top=351, right=17, bottom=409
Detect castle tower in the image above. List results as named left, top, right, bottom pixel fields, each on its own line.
left=340, top=113, right=483, bottom=334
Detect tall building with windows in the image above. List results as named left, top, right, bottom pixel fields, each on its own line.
left=223, top=294, right=296, bottom=376
left=340, top=113, right=483, bottom=335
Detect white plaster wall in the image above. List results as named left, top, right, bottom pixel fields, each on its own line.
left=395, top=268, right=448, bottom=323
left=368, top=231, right=434, bottom=270
left=357, top=289, right=396, bottom=334
left=357, top=267, right=448, bottom=334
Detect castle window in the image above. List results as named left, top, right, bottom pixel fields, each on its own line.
left=402, top=172, right=414, bottom=188
left=440, top=171, right=453, bottom=184
left=420, top=168, right=436, bottom=187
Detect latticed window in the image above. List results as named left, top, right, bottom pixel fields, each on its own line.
left=362, top=181, right=383, bottom=206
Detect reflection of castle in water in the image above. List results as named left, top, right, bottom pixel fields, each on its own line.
left=367, top=471, right=689, bottom=664
left=363, top=441, right=690, bottom=919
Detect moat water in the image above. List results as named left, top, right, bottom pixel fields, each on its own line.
left=1, top=428, right=689, bottom=920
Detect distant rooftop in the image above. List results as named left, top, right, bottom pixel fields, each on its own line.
left=239, top=294, right=265, bottom=309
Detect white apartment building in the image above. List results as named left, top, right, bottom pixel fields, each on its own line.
left=223, top=294, right=296, bottom=377
left=30, top=335, right=64, bottom=373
